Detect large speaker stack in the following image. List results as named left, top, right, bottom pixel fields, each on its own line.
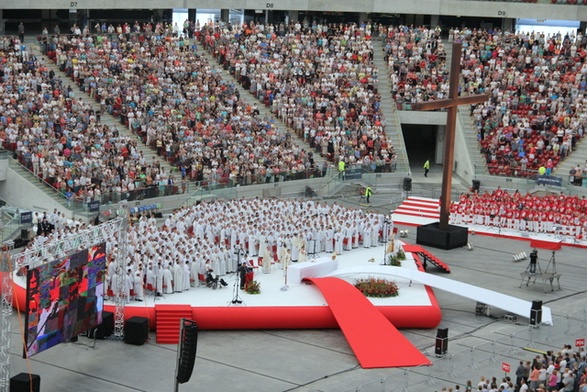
left=530, top=300, right=542, bottom=326
left=435, top=328, right=448, bottom=356
left=176, top=319, right=199, bottom=384
left=124, top=316, right=149, bottom=345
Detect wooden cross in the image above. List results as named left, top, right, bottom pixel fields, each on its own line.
left=412, top=42, right=489, bottom=230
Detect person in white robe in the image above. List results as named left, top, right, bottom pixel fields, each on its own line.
left=173, top=261, right=184, bottom=292
left=162, top=265, right=174, bottom=294
left=334, top=229, right=344, bottom=254
left=145, top=265, right=156, bottom=292
left=133, top=272, right=144, bottom=301
left=324, top=227, right=334, bottom=253
left=183, top=261, right=190, bottom=291
left=363, top=224, right=372, bottom=248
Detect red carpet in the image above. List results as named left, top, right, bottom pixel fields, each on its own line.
left=155, top=304, right=193, bottom=344
left=307, top=277, right=431, bottom=368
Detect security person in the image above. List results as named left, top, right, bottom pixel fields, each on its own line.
left=364, top=186, right=372, bottom=203
left=338, top=160, right=346, bottom=180
left=423, top=159, right=430, bottom=177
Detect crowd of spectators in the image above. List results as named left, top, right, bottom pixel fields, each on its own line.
left=0, top=36, right=181, bottom=206
left=460, top=28, right=587, bottom=177
left=450, top=187, right=587, bottom=238
left=202, top=21, right=398, bottom=172
left=46, top=27, right=324, bottom=189
left=383, top=25, right=449, bottom=109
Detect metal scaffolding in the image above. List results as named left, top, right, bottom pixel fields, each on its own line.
left=114, top=204, right=129, bottom=339
left=0, top=250, right=13, bottom=392
left=0, top=217, right=123, bottom=390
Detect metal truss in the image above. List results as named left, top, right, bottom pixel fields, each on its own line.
left=0, top=218, right=123, bottom=390
left=114, top=206, right=129, bottom=339
left=14, top=218, right=123, bottom=269
left=0, top=251, right=12, bottom=392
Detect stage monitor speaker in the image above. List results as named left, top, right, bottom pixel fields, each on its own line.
left=472, top=179, right=480, bottom=192
left=124, top=316, right=149, bottom=345
left=436, top=328, right=448, bottom=339
left=403, top=177, right=412, bottom=192
left=530, top=309, right=542, bottom=326
left=531, top=300, right=543, bottom=310
left=10, top=373, right=40, bottom=392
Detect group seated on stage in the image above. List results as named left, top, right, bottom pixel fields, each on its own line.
left=203, top=21, right=398, bottom=173
left=450, top=187, right=587, bottom=238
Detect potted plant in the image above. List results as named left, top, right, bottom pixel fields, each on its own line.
left=354, top=277, right=399, bottom=298
left=245, top=280, right=261, bottom=294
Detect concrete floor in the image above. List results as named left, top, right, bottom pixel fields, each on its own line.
left=8, top=219, right=587, bottom=392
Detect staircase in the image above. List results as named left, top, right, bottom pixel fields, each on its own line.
left=392, top=196, right=440, bottom=222
left=198, top=49, right=328, bottom=170
left=458, top=106, right=488, bottom=175
left=372, top=40, right=410, bottom=174
left=552, top=137, right=587, bottom=181
left=28, top=41, right=176, bottom=190
left=155, top=304, right=193, bottom=344
left=402, top=244, right=451, bottom=273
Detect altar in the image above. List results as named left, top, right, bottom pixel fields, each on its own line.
left=287, top=257, right=338, bottom=284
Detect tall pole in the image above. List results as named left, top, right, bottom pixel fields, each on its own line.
left=0, top=250, right=12, bottom=392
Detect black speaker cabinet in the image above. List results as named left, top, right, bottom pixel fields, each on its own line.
left=530, top=309, right=542, bottom=326
left=436, top=328, right=448, bottom=339
left=532, top=300, right=543, bottom=310
left=472, top=179, right=481, bottom=192
left=10, top=373, right=40, bottom=392
left=435, top=337, right=448, bottom=355
left=403, top=177, right=412, bottom=192
left=89, top=311, right=114, bottom=339
left=124, top=316, right=149, bottom=345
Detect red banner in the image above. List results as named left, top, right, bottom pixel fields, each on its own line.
left=529, top=239, right=562, bottom=251
left=502, top=362, right=511, bottom=373
left=576, top=338, right=585, bottom=347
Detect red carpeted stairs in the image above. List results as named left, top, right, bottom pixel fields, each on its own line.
left=403, top=244, right=451, bottom=273
left=393, top=197, right=440, bottom=220
left=155, top=304, right=193, bottom=344
left=307, top=277, right=430, bottom=368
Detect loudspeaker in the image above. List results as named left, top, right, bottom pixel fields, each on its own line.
left=435, top=337, right=448, bottom=355
left=530, top=308, right=542, bottom=326
left=177, top=322, right=199, bottom=384
left=472, top=179, right=480, bottom=192
left=89, top=311, right=114, bottom=339
left=403, top=177, right=412, bottom=192
left=436, top=328, right=448, bottom=339
left=10, top=373, right=40, bottom=392
left=124, top=316, right=149, bottom=345
left=531, top=300, right=543, bottom=310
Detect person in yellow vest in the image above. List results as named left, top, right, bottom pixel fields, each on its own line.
left=338, top=160, right=346, bottom=179
left=364, top=186, right=372, bottom=203
left=423, top=159, right=430, bottom=177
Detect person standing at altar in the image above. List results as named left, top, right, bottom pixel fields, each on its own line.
left=344, top=223, right=353, bottom=251
left=298, top=246, right=308, bottom=263
left=291, top=233, right=302, bottom=262
left=334, top=228, right=344, bottom=255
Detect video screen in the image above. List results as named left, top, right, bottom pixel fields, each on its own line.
left=24, top=243, right=107, bottom=357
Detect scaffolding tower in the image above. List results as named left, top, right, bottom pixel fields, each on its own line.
left=0, top=217, right=123, bottom=391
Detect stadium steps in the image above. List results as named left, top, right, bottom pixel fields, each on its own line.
left=393, top=196, right=440, bottom=219
left=372, top=39, right=410, bottom=173
left=32, top=44, right=176, bottom=180
left=199, top=49, right=328, bottom=170
left=8, top=156, right=70, bottom=209
left=402, top=244, right=451, bottom=273
left=155, top=304, right=193, bottom=344
left=552, top=135, right=587, bottom=179
left=458, top=106, right=488, bottom=175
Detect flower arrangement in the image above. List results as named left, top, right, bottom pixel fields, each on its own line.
left=396, top=248, right=406, bottom=261
left=387, top=253, right=402, bottom=266
left=354, top=277, right=399, bottom=298
left=245, top=280, right=261, bottom=294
